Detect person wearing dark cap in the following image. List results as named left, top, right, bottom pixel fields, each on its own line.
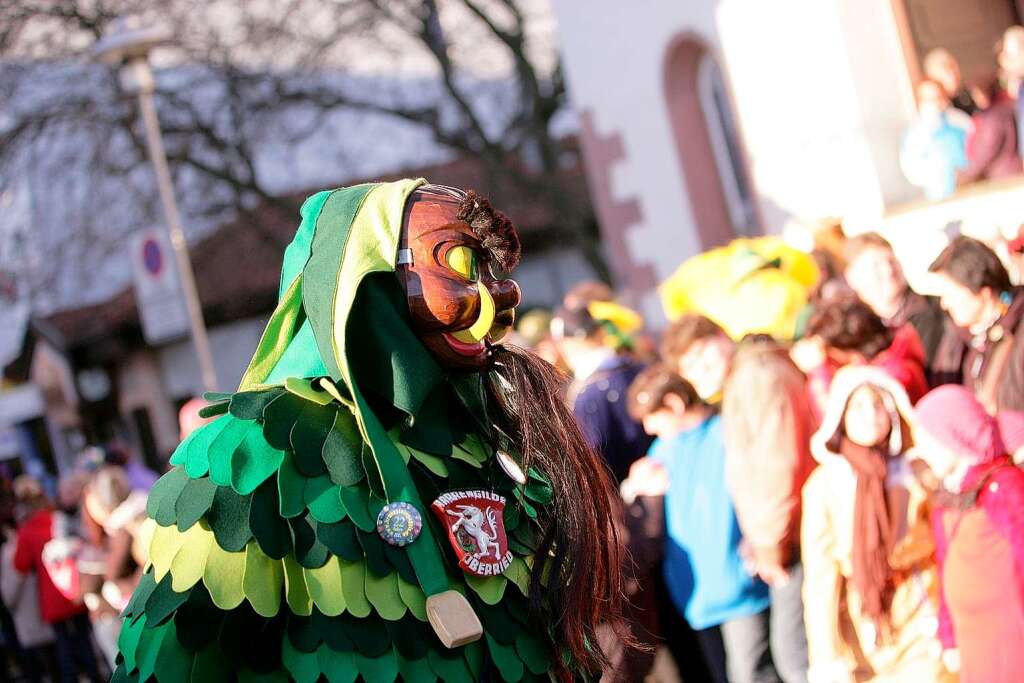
left=551, top=301, right=651, bottom=483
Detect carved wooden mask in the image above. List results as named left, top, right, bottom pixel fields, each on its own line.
left=397, top=187, right=521, bottom=370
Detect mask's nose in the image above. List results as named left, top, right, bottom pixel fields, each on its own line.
left=487, top=277, right=521, bottom=312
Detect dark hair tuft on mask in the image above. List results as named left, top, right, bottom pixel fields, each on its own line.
left=457, top=191, right=522, bottom=271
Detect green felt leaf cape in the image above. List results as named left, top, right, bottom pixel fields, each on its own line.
left=114, top=180, right=560, bottom=683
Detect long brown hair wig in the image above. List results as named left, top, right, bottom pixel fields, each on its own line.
left=487, top=344, right=629, bottom=676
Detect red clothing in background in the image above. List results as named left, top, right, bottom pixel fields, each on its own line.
left=934, top=458, right=1024, bottom=683
left=959, top=99, right=1023, bottom=184
left=12, top=509, right=86, bottom=624
left=807, top=324, right=929, bottom=420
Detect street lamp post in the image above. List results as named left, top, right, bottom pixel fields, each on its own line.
left=94, top=17, right=219, bottom=393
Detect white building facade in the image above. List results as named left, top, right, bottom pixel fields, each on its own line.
left=552, top=0, right=1023, bottom=318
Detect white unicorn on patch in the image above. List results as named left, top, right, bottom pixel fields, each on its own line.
left=447, top=504, right=500, bottom=561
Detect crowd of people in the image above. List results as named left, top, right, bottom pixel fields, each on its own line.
left=900, top=27, right=1024, bottom=199
left=1, top=233, right=1023, bottom=682
left=0, top=441, right=165, bottom=681
left=516, top=231, right=1024, bottom=683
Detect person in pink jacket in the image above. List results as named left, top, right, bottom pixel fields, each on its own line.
left=913, top=385, right=1024, bottom=683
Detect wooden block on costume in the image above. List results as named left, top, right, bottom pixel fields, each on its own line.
left=426, top=590, right=483, bottom=648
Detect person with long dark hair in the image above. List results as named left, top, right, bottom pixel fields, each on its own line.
left=114, top=181, right=627, bottom=681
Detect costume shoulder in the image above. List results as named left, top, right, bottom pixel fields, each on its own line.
left=114, top=377, right=556, bottom=683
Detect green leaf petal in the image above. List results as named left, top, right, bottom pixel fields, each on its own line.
left=386, top=618, right=429, bottom=659
left=427, top=648, right=473, bottom=683
left=396, top=576, right=427, bottom=622
left=250, top=477, right=292, bottom=560
left=323, top=411, right=365, bottom=487
left=476, top=600, right=519, bottom=644
left=304, top=556, right=346, bottom=617
left=356, top=649, right=399, bottom=683
left=190, top=644, right=232, bottom=682
left=135, top=621, right=169, bottom=682
left=515, top=631, right=551, bottom=676
left=503, top=557, right=531, bottom=597
left=338, top=486, right=374, bottom=532
left=309, top=488, right=346, bottom=525
left=486, top=634, right=525, bottom=683
left=146, top=468, right=189, bottom=526
left=289, top=516, right=330, bottom=569
left=230, top=387, right=285, bottom=420
left=172, top=584, right=221, bottom=651
left=341, top=614, right=391, bottom=657
left=357, top=529, right=391, bottom=578
left=283, top=555, right=313, bottom=616
left=465, top=574, right=507, bottom=605
left=184, top=418, right=226, bottom=478
left=397, top=652, right=436, bottom=683
left=463, top=640, right=485, bottom=679
left=118, top=611, right=147, bottom=672
left=339, top=559, right=372, bottom=618
left=312, top=609, right=355, bottom=652
left=318, top=647, right=358, bottom=683
left=197, top=401, right=229, bottom=419
left=407, top=446, right=449, bottom=478
left=278, top=453, right=307, bottom=519
left=263, top=392, right=305, bottom=450
left=286, top=377, right=335, bottom=406
left=290, top=403, right=334, bottom=477
left=317, top=521, right=363, bottom=562
left=154, top=622, right=193, bottom=683
left=208, top=418, right=253, bottom=487
left=174, top=476, right=217, bottom=532
left=231, top=427, right=286, bottom=496
left=243, top=541, right=284, bottom=617
left=364, top=570, right=407, bottom=621
left=205, top=486, right=253, bottom=552
left=524, top=477, right=553, bottom=506
left=282, top=634, right=321, bottom=683
left=144, top=574, right=191, bottom=626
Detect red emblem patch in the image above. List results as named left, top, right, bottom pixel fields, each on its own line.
left=431, top=490, right=513, bottom=576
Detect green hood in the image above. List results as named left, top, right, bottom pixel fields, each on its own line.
left=240, top=179, right=440, bottom=407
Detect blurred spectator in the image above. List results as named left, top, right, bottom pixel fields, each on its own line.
left=513, top=308, right=567, bottom=372
left=923, top=48, right=978, bottom=115
left=842, top=233, right=955, bottom=383
left=1006, top=223, right=1024, bottom=284
left=802, top=297, right=929, bottom=412
left=802, top=368, right=950, bottom=682
left=12, top=475, right=103, bottom=683
left=1, top=479, right=57, bottom=682
left=929, top=236, right=1023, bottom=412
left=662, top=317, right=812, bottom=683
left=957, top=74, right=1023, bottom=185
left=81, top=466, right=149, bottom=669
left=625, top=367, right=777, bottom=683
left=551, top=302, right=651, bottom=483
left=562, top=280, right=614, bottom=310
left=997, top=25, right=1024, bottom=155
left=101, top=443, right=158, bottom=493
left=899, top=79, right=970, bottom=200
left=913, top=385, right=1024, bottom=683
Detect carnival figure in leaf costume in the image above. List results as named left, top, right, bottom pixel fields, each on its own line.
left=113, top=180, right=624, bottom=682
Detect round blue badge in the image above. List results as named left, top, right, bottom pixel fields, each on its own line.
left=376, top=502, right=423, bottom=547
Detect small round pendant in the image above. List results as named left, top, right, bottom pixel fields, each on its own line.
left=376, top=502, right=423, bottom=546
left=496, top=450, right=527, bottom=485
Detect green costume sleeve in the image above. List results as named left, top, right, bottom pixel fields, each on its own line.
left=113, top=181, right=559, bottom=683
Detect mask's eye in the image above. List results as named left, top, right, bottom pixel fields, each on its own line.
left=446, top=245, right=478, bottom=280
